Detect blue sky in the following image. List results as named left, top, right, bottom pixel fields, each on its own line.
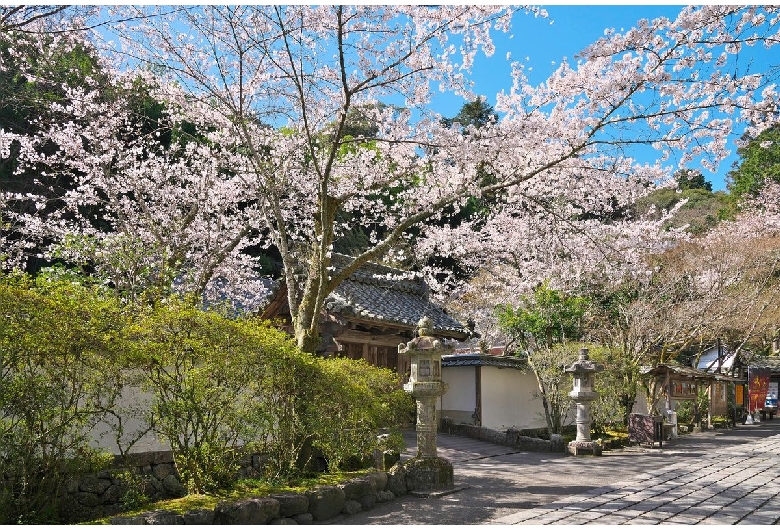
left=426, top=5, right=758, bottom=192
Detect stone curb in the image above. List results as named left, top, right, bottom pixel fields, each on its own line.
left=109, top=465, right=414, bottom=525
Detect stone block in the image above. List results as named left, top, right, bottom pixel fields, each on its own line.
left=80, top=476, right=113, bottom=495
left=292, top=513, right=314, bottom=524
left=403, top=457, right=454, bottom=492
left=270, top=517, right=298, bottom=524
left=101, top=503, right=125, bottom=518
left=121, top=450, right=175, bottom=468
left=386, top=463, right=408, bottom=496
left=144, top=509, right=184, bottom=525
left=65, top=478, right=81, bottom=494
left=366, top=471, right=388, bottom=491
left=213, top=497, right=280, bottom=525
left=182, top=509, right=214, bottom=525
left=269, top=493, right=309, bottom=517
left=100, top=483, right=126, bottom=504
left=340, top=476, right=377, bottom=500
left=376, top=490, right=395, bottom=502
left=341, top=499, right=363, bottom=515
left=305, top=486, right=346, bottom=521
left=57, top=495, right=102, bottom=524
left=73, top=491, right=101, bottom=508
left=152, top=463, right=176, bottom=481
left=161, top=474, right=187, bottom=497
left=358, top=494, right=376, bottom=510
left=148, top=477, right=163, bottom=493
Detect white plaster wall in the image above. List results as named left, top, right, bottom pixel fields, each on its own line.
left=440, top=366, right=477, bottom=424
left=481, top=367, right=547, bottom=431
left=87, top=384, right=169, bottom=454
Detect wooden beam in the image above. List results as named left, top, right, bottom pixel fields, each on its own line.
left=336, top=329, right=408, bottom=348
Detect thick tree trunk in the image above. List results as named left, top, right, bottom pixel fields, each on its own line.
left=532, top=366, right=556, bottom=434
left=295, top=326, right=322, bottom=354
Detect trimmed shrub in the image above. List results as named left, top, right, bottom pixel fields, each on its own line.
left=124, top=301, right=313, bottom=493
left=0, top=273, right=124, bottom=523
left=311, top=358, right=413, bottom=471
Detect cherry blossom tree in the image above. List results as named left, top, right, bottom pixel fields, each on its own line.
left=6, top=77, right=271, bottom=306
left=100, top=5, right=526, bottom=350
left=584, top=181, right=780, bottom=414
left=415, top=5, right=780, bottom=339
left=4, top=6, right=780, bottom=353
left=0, top=6, right=73, bottom=32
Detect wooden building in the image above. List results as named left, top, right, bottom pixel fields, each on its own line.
left=260, top=254, right=471, bottom=377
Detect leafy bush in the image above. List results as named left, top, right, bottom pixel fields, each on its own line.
left=1, top=272, right=416, bottom=518
left=674, top=388, right=708, bottom=425
left=311, top=358, right=413, bottom=471
left=124, top=301, right=311, bottom=492
left=0, top=273, right=125, bottom=523
left=589, top=345, right=640, bottom=436
left=124, top=301, right=413, bottom=490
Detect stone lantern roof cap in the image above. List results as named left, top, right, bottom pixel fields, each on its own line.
left=398, top=316, right=452, bottom=354
left=564, top=348, right=604, bottom=374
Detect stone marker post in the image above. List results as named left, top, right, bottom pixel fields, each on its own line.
left=398, top=316, right=454, bottom=491
left=565, top=347, right=604, bottom=456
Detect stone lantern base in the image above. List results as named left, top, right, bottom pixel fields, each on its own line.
left=567, top=440, right=603, bottom=456
left=402, top=456, right=454, bottom=492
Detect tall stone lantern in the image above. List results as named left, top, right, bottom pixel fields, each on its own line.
left=565, top=348, right=604, bottom=456
left=398, top=316, right=454, bottom=491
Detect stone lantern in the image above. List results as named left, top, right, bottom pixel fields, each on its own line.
left=565, top=348, right=604, bottom=456
left=398, top=316, right=453, bottom=491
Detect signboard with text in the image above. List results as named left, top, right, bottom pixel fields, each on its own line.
left=748, top=367, right=771, bottom=412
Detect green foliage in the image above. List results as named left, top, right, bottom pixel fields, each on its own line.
left=311, top=358, right=413, bottom=471
left=674, top=400, right=695, bottom=425
left=632, top=186, right=731, bottom=235
left=675, top=169, right=713, bottom=192
left=673, top=387, right=709, bottom=425
left=588, top=345, right=640, bottom=436
left=0, top=272, right=126, bottom=523
left=124, top=300, right=412, bottom=490
left=0, top=270, right=414, bottom=519
left=523, top=344, right=579, bottom=433
left=497, top=282, right=589, bottom=434
left=124, top=301, right=302, bottom=492
left=727, top=125, right=780, bottom=199
left=497, top=281, right=588, bottom=350
left=441, top=97, right=498, bottom=130
left=117, top=470, right=151, bottom=511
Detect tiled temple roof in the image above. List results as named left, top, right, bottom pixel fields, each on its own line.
left=325, top=254, right=468, bottom=338
left=442, top=353, right=527, bottom=369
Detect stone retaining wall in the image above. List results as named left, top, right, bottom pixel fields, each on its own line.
left=57, top=448, right=276, bottom=523
left=63, top=425, right=562, bottom=524
left=109, top=466, right=413, bottom=525
left=57, top=451, right=188, bottom=523
left=440, top=420, right=566, bottom=453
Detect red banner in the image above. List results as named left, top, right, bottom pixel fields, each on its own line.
left=748, top=367, right=771, bottom=412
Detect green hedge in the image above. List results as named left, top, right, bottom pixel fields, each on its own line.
left=0, top=273, right=124, bottom=523
left=0, top=273, right=413, bottom=522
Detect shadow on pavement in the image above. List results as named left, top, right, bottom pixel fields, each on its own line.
left=337, top=420, right=780, bottom=525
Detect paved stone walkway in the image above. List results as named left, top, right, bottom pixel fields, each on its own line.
left=338, top=421, right=780, bottom=525
left=494, top=434, right=780, bottom=525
